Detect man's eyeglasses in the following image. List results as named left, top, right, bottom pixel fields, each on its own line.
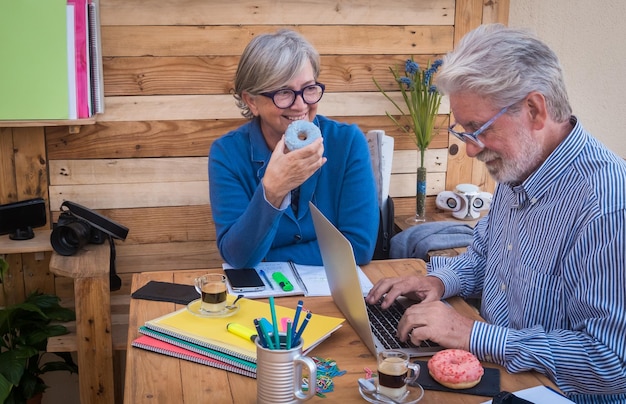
left=448, top=105, right=510, bottom=148
left=260, top=82, right=325, bottom=109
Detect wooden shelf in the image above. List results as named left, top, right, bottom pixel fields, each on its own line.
left=0, top=118, right=95, bottom=128
left=0, top=229, right=52, bottom=254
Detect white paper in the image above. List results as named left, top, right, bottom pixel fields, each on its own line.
left=223, top=262, right=373, bottom=299
left=481, top=385, right=575, bottom=404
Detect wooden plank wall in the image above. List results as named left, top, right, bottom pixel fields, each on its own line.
left=1, top=0, right=508, bottom=303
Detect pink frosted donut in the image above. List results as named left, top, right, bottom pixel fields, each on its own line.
left=427, top=349, right=484, bottom=389
left=284, top=120, right=321, bottom=151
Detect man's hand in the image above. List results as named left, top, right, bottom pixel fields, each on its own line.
left=365, top=275, right=445, bottom=309
left=399, top=300, right=473, bottom=351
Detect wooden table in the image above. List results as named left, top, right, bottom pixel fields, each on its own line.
left=124, top=259, right=556, bottom=403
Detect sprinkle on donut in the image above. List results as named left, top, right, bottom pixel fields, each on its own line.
left=427, top=349, right=484, bottom=389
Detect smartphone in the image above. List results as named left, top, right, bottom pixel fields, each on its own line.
left=224, top=268, right=266, bottom=292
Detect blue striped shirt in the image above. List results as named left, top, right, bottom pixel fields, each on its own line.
left=428, top=118, right=626, bottom=403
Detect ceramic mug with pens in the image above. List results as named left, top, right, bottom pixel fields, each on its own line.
left=193, top=273, right=227, bottom=313
left=376, top=350, right=420, bottom=400
left=255, top=335, right=317, bottom=403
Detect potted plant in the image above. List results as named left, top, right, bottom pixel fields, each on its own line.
left=0, top=256, right=78, bottom=404
left=374, top=57, right=443, bottom=223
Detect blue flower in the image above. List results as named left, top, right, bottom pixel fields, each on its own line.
left=398, top=77, right=413, bottom=89
left=405, top=60, right=419, bottom=75
left=373, top=57, right=444, bottom=167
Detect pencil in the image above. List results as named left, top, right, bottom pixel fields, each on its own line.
left=291, top=300, right=303, bottom=339
left=292, top=311, right=312, bottom=347
left=269, top=296, right=280, bottom=348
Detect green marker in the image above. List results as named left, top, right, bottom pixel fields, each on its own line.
left=272, top=272, right=294, bottom=291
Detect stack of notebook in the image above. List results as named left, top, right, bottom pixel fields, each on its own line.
left=131, top=296, right=344, bottom=378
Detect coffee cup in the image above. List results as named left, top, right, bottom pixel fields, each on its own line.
left=193, top=274, right=227, bottom=313
left=376, top=350, right=420, bottom=399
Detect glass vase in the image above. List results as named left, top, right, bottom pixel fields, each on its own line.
left=406, top=166, right=427, bottom=224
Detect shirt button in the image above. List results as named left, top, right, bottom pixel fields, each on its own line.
left=485, top=355, right=493, bottom=362
left=294, top=234, right=302, bottom=241
left=507, top=244, right=513, bottom=251
left=500, top=283, right=507, bottom=291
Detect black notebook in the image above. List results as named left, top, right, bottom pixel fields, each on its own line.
left=131, top=281, right=199, bottom=305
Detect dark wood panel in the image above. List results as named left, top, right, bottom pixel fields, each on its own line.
left=46, top=115, right=449, bottom=160
left=102, top=25, right=453, bottom=57
left=100, top=0, right=454, bottom=27
left=103, top=54, right=444, bottom=96
left=51, top=206, right=215, bottom=245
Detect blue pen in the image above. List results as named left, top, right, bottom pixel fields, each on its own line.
left=291, top=300, right=303, bottom=338
left=269, top=296, right=280, bottom=348
left=259, top=269, right=274, bottom=290
left=253, top=318, right=267, bottom=348
left=292, top=311, right=312, bottom=347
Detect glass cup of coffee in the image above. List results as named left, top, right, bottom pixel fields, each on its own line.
left=193, top=274, right=227, bottom=313
left=376, top=350, right=420, bottom=400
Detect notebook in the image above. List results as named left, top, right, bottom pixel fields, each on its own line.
left=309, top=202, right=443, bottom=357
left=132, top=333, right=257, bottom=378
left=142, top=295, right=344, bottom=363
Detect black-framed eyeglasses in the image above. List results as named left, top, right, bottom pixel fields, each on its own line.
left=448, top=105, right=510, bottom=148
left=260, top=82, right=325, bottom=109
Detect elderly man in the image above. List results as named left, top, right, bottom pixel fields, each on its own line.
left=366, top=24, right=626, bottom=403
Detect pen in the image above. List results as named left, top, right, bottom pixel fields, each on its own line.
left=286, top=320, right=292, bottom=350
left=291, top=300, right=303, bottom=337
left=289, top=260, right=308, bottom=295
left=259, top=269, right=274, bottom=290
left=226, top=322, right=257, bottom=342
left=269, top=296, right=280, bottom=348
left=253, top=318, right=267, bottom=348
left=292, top=311, right=312, bottom=346
left=272, top=271, right=294, bottom=291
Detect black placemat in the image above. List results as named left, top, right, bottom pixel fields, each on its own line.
left=412, top=360, right=501, bottom=397
left=131, top=280, right=199, bottom=305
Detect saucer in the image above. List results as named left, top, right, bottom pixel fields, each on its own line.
left=186, top=299, right=240, bottom=318
left=358, top=378, right=424, bottom=404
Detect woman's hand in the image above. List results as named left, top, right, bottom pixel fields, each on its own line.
left=262, top=136, right=326, bottom=207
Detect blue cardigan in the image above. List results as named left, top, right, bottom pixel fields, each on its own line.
left=209, top=115, right=379, bottom=268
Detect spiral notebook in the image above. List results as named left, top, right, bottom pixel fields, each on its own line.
left=142, top=296, right=344, bottom=363
left=132, top=333, right=256, bottom=378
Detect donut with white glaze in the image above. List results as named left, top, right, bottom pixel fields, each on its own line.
left=284, top=120, right=321, bottom=151
left=427, top=349, right=484, bottom=389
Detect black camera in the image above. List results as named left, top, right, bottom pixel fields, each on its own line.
left=50, top=201, right=129, bottom=256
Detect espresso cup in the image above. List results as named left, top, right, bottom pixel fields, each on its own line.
left=376, top=350, right=420, bottom=399
left=193, top=274, right=227, bottom=313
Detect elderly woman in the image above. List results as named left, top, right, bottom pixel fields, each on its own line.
left=209, top=29, right=378, bottom=269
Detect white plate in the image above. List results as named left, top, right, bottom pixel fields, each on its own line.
left=358, top=378, right=424, bottom=404
left=186, top=299, right=240, bottom=318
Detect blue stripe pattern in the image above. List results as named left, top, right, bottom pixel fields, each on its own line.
left=428, top=117, right=626, bottom=403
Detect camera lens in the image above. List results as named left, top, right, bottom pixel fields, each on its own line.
left=50, top=221, right=92, bottom=256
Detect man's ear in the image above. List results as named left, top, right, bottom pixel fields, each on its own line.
left=242, top=92, right=259, bottom=117
left=526, top=91, right=548, bottom=130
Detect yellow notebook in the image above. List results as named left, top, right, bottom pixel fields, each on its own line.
left=143, top=295, right=344, bottom=363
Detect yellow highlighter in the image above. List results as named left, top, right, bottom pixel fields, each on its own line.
left=226, top=322, right=257, bottom=342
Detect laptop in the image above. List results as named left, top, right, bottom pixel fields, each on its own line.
left=309, top=202, right=442, bottom=357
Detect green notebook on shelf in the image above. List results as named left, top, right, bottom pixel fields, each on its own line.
left=0, top=0, right=70, bottom=120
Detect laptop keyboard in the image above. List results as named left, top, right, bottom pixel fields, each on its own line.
left=366, top=300, right=440, bottom=350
